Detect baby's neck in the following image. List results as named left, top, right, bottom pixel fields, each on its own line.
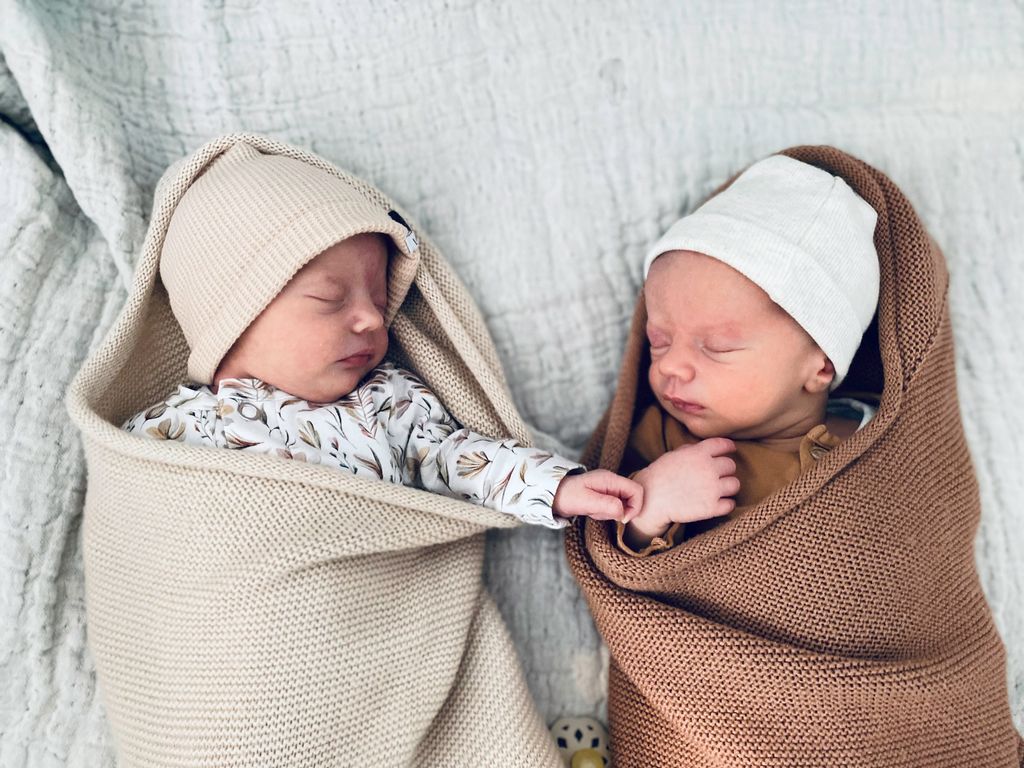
left=756, top=422, right=822, bottom=453
left=212, top=360, right=258, bottom=393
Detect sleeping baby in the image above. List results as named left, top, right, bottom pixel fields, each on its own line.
left=124, top=141, right=688, bottom=530
left=620, top=153, right=880, bottom=552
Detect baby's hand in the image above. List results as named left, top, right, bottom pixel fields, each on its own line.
left=552, top=469, right=644, bottom=523
left=626, top=438, right=739, bottom=545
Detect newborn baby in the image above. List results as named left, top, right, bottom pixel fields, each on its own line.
left=123, top=141, right=649, bottom=529
left=622, top=154, right=880, bottom=552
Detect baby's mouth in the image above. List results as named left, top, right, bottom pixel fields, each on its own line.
left=667, top=396, right=705, bottom=414
left=339, top=349, right=374, bottom=366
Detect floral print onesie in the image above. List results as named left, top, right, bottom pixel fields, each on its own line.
left=123, top=362, right=581, bottom=528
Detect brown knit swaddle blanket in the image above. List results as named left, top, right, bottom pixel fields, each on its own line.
left=66, top=134, right=562, bottom=767
left=565, top=146, right=1024, bottom=767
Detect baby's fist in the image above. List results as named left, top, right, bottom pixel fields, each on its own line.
left=634, top=437, right=739, bottom=527
left=553, top=469, right=644, bottom=522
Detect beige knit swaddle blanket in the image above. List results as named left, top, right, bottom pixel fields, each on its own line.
left=66, top=133, right=562, bottom=767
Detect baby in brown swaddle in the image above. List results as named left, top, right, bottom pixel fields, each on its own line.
left=620, top=154, right=880, bottom=553
left=567, top=148, right=1023, bottom=768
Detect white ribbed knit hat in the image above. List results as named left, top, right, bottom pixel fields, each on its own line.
left=642, top=154, right=879, bottom=390
left=160, top=141, right=420, bottom=385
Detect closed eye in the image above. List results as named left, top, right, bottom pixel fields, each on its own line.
left=305, top=296, right=347, bottom=314
left=646, top=330, right=669, bottom=349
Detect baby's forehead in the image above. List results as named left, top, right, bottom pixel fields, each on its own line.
left=645, top=251, right=775, bottom=315
left=645, top=308, right=750, bottom=339
left=297, top=233, right=390, bottom=280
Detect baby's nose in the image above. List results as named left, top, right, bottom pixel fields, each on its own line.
left=659, top=355, right=696, bottom=383
left=352, top=304, right=384, bottom=333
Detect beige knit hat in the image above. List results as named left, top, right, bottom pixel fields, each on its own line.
left=159, top=141, right=421, bottom=385
left=643, top=154, right=879, bottom=390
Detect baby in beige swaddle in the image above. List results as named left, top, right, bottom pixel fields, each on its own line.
left=123, top=141, right=656, bottom=529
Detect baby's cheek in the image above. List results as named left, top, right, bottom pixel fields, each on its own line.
left=723, top=372, right=772, bottom=421
left=289, top=324, right=334, bottom=371
left=647, top=362, right=661, bottom=392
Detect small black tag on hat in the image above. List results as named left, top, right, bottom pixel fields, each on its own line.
left=387, top=209, right=419, bottom=252
left=387, top=210, right=410, bottom=229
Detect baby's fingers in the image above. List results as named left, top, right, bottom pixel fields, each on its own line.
left=715, top=498, right=736, bottom=517
left=621, top=483, right=644, bottom=523
left=583, top=469, right=633, bottom=495
left=591, top=472, right=645, bottom=523
left=697, top=437, right=736, bottom=457
left=581, top=492, right=626, bottom=521
left=720, top=476, right=741, bottom=497
left=713, top=456, right=737, bottom=478
left=582, top=470, right=644, bottom=520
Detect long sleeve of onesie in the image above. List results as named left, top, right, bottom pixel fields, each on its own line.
left=122, top=364, right=582, bottom=529
left=387, top=369, right=582, bottom=529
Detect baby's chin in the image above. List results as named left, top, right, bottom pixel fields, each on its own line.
left=275, top=369, right=368, bottom=404
left=311, top=373, right=370, bottom=403
left=676, top=418, right=730, bottom=440
left=305, top=351, right=386, bottom=402
left=660, top=401, right=735, bottom=440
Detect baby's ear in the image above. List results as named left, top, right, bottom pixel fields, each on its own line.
left=804, top=354, right=835, bottom=394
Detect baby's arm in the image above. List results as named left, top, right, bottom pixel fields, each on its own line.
left=392, top=371, right=640, bottom=527
left=122, top=391, right=218, bottom=447
left=623, top=438, right=739, bottom=550
left=414, top=427, right=579, bottom=528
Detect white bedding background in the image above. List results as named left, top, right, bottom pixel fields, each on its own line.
left=1, top=1, right=1021, bottom=763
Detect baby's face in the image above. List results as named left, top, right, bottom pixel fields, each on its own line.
left=217, top=233, right=389, bottom=402
left=645, top=250, right=830, bottom=440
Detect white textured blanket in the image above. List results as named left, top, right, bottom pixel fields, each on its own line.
left=1, top=1, right=1021, bottom=764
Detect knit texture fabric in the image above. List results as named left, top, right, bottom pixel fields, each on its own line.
left=565, top=145, right=1024, bottom=767
left=66, top=133, right=562, bottom=767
